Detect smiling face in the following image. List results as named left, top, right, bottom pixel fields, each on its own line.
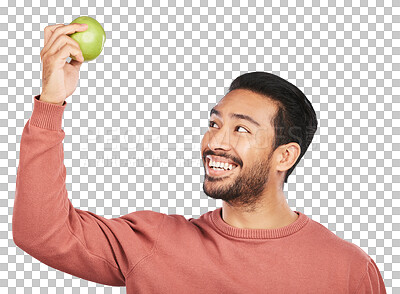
left=201, top=89, right=279, bottom=210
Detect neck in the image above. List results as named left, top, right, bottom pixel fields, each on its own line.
left=221, top=184, right=298, bottom=230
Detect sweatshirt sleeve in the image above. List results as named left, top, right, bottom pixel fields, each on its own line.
left=355, top=257, right=387, bottom=294
left=12, top=95, right=165, bottom=287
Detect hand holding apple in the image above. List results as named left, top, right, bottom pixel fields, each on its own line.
left=39, top=17, right=106, bottom=106
left=39, top=23, right=88, bottom=105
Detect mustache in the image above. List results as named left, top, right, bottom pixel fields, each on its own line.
left=203, top=150, right=242, bottom=167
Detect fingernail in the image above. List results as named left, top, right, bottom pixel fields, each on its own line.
left=80, top=23, right=87, bottom=27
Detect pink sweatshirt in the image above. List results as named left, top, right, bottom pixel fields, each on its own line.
left=13, top=95, right=386, bottom=293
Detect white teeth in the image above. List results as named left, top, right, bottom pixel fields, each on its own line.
left=209, top=159, right=236, bottom=171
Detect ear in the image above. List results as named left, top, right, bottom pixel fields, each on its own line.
left=275, top=143, right=301, bottom=172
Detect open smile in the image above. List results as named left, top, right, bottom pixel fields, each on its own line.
left=205, top=156, right=239, bottom=177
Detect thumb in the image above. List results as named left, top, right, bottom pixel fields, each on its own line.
left=69, top=59, right=83, bottom=69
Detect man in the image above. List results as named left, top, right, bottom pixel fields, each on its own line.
left=13, top=23, right=386, bottom=293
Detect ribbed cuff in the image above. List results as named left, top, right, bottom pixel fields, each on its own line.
left=30, top=95, right=67, bottom=131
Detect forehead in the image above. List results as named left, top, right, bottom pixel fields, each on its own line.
left=212, top=89, right=278, bottom=128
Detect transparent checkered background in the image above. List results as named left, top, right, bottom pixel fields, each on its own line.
left=2, top=0, right=399, bottom=293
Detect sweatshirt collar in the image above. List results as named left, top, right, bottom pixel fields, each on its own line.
left=211, top=207, right=309, bottom=239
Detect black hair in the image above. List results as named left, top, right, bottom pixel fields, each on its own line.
left=228, top=72, right=318, bottom=184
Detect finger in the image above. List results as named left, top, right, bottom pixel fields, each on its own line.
left=69, top=59, right=84, bottom=70
left=41, top=24, right=64, bottom=60
left=53, top=43, right=84, bottom=68
left=44, top=24, right=64, bottom=47
left=45, top=34, right=83, bottom=60
left=42, top=23, right=87, bottom=58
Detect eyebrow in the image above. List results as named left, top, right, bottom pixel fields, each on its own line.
left=210, top=108, right=261, bottom=127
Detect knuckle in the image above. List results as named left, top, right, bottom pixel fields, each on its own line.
left=55, top=34, right=69, bottom=46
left=54, top=26, right=63, bottom=34
left=44, top=23, right=63, bottom=33
left=57, top=35, right=68, bottom=43
left=61, top=43, right=72, bottom=52
left=57, top=44, right=66, bottom=52
left=44, top=53, right=51, bottom=61
left=66, top=35, right=77, bottom=46
left=70, top=38, right=81, bottom=49
left=69, top=43, right=79, bottom=51
left=41, top=55, right=49, bottom=64
left=47, top=55, right=55, bottom=63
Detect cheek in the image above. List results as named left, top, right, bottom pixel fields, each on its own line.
left=233, top=139, right=250, bottom=153
left=252, top=130, right=271, bottom=151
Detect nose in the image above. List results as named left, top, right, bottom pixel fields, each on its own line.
left=207, top=127, right=232, bottom=151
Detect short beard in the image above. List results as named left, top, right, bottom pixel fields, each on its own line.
left=203, top=153, right=272, bottom=213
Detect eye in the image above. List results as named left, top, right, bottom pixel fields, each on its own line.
left=208, top=121, right=250, bottom=133
left=209, top=121, right=218, bottom=128
left=235, top=126, right=250, bottom=133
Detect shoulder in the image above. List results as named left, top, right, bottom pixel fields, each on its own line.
left=304, top=218, right=382, bottom=291
left=307, top=218, right=371, bottom=263
left=306, top=217, right=375, bottom=282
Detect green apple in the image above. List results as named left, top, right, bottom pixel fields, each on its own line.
left=68, top=16, right=106, bottom=62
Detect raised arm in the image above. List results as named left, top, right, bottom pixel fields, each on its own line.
left=12, top=24, right=165, bottom=287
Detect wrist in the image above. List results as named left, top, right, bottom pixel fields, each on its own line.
left=39, top=95, right=64, bottom=106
